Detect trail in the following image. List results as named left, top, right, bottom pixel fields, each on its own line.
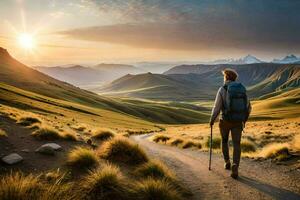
left=132, top=134, right=300, bottom=200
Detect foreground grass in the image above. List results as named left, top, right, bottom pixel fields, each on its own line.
left=98, top=137, right=149, bottom=165
left=78, top=163, right=130, bottom=200
left=66, top=146, right=99, bottom=170
left=17, top=116, right=41, bottom=126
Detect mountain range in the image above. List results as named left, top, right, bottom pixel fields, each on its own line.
left=98, top=63, right=300, bottom=101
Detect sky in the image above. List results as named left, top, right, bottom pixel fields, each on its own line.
left=0, top=0, right=300, bottom=66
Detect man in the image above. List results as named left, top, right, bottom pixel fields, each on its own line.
left=209, top=68, right=251, bottom=179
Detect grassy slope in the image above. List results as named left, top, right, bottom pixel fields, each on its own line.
left=251, top=88, right=300, bottom=120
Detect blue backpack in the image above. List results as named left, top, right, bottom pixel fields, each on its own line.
left=222, top=82, right=248, bottom=122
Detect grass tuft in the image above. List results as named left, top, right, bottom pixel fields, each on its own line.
left=18, top=116, right=41, bottom=126
left=292, top=134, right=300, bottom=151
left=67, top=146, right=99, bottom=170
left=32, top=127, right=61, bottom=140
left=62, top=132, right=77, bottom=141
left=98, top=137, right=148, bottom=165
left=92, top=128, right=115, bottom=141
left=170, top=138, right=183, bottom=146
left=0, top=129, right=7, bottom=137
left=134, top=179, right=182, bottom=200
left=259, top=143, right=291, bottom=161
left=182, top=141, right=201, bottom=149
left=205, top=137, right=221, bottom=149
left=135, top=160, right=175, bottom=180
left=153, top=135, right=170, bottom=143
left=78, top=163, right=130, bottom=200
left=241, top=139, right=257, bottom=153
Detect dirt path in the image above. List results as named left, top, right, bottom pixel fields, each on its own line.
left=133, top=134, right=300, bottom=200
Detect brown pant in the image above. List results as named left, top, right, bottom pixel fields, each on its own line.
left=219, top=120, right=243, bottom=167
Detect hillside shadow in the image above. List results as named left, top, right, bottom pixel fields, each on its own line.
left=239, top=176, right=300, bottom=200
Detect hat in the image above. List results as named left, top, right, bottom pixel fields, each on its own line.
left=222, top=68, right=238, bottom=80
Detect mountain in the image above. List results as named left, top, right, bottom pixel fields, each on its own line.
left=134, top=62, right=183, bottom=73
left=272, top=54, right=300, bottom=64
left=100, top=63, right=300, bottom=100
left=206, top=55, right=262, bottom=65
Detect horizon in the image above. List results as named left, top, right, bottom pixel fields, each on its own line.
left=0, top=0, right=300, bottom=66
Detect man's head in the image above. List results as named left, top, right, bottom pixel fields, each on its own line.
left=222, top=68, right=238, bottom=82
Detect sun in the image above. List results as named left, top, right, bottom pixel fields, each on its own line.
left=18, top=33, right=35, bottom=50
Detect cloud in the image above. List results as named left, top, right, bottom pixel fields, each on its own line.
left=58, top=20, right=300, bottom=52
left=57, top=0, right=300, bottom=52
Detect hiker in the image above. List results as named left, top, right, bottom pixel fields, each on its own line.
left=209, top=68, right=251, bottom=179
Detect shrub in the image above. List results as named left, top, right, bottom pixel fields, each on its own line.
left=241, top=139, right=257, bottom=153
left=135, top=160, right=175, bottom=180
left=78, top=164, right=130, bottom=200
left=32, top=127, right=61, bottom=140
left=67, top=147, right=99, bottom=170
left=205, top=137, right=221, bottom=149
left=170, top=138, right=183, bottom=146
left=153, top=135, right=170, bottom=143
left=0, top=129, right=7, bottom=137
left=134, top=179, right=182, bottom=200
left=98, top=137, right=148, bottom=165
left=92, top=129, right=115, bottom=141
left=18, top=116, right=41, bottom=126
left=259, top=143, right=290, bottom=161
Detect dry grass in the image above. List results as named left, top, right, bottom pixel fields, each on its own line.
left=78, top=163, right=130, bottom=200
left=259, top=143, right=291, bottom=161
left=135, top=160, right=175, bottom=180
left=182, top=141, right=202, bottom=149
left=153, top=134, right=170, bottom=143
left=92, top=128, right=115, bottom=141
left=61, top=132, right=77, bottom=141
left=66, top=146, right=99, bottom=170
left=0, top=172, right=74, bottom=200
left=32, top=127, right=61, bottom=140
left=134, top=179, right=182, bottom=200
left=169, top=138, right=183, bottom=146
left=17, top=116, right=41, bottom=126
left=205, top=137, right=221, bottom=149
left=98, top=137, right=148, bottom=165
left=240, top=139, right=257, bottom=153
left=0, top=128, right=7, bottom=137
left=291, top=134, right=300, bottom=151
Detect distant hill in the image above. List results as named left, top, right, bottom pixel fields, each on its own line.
left=35, top=63, right=145, bottom=89
left=99, top=63, right=300, bottom=100
left=35, top=65, right=108, bottom=86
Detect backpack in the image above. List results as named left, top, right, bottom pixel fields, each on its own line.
left=222, top=82, right=248, bottom=122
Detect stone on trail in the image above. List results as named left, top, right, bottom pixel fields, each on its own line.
left=2, top=153, right=23, bottom=164
left=35, top=146, right=55, bottom=155
left=40, top=143, right=62, bottom=151
left=21, top=149, right=30, bottom=153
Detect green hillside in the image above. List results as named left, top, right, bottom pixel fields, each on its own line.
left=0, top=47, right=209, bottom=124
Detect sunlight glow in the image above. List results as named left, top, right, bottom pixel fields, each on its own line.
left=18, top=33, right=34, bottom=50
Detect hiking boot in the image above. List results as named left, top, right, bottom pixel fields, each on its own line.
left=231, top=164, right=238, bottom=179
left=224, top=161, right=231, bottom=170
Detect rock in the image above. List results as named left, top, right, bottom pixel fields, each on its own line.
left=21, top=149, right=30, bottom=153
left=40, top=143, right=62, bottom=151
left=2, top=153, right=23, bottom=164
left=35, top=146, right=55, bottom=155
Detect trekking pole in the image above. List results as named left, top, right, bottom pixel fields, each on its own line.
left=209, top=126, right=213, bottom=170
